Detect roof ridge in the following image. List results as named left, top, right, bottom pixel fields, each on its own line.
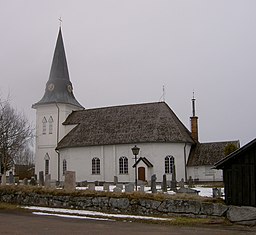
left=81, top=101, right=166, bottom=112
left=200, top=140, right=240, bottom=145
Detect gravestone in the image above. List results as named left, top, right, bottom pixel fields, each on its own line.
left=64, top=171, right=76, bottom=191
left=39, top=171, right=44, bottom=186
left=212, top=188, right=222, bottom=198
left=139, top=185, right=145, bottom=192
left=162, top=174, right=167, bottom=192
left=113, top=186, right=122, bottom=192
left=151, top=174, right=157, bottom=193
left=14, top=177, right=19, bottom=185
left=88, top=183, right=95, bottom=191
left=116, top=183, right=123, bottom=190
left=170, top=165, right=177, bottom=190
left=179, top=178, right=185, bottom=188
left=78, top=180, right=87, bottom=187
left=45, top=174, right=51, bottom=187
left=114, top=176, right=118, bottom=185
left=9, top=172, right=14, bottom=185
left=30, top=177, right=37, bottom=186
left=176, top=187, right=199, bottom=195
left=125, top=183, right=134, bottom=192
left=103, top=183, right=110, bottom=192
left=23, top=178, right=28, bottom=185
left=188, top=176, right=193, bottom=188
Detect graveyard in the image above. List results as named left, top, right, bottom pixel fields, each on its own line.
left=2, top=170, right=256, bottom=226
left=4, top=169, right=224, bottom=199
left=1, top=171, right=256, bottom=226
left=0, top=172, right=230, bottom=225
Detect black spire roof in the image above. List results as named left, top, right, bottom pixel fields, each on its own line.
left=32, top=27, right=83, bottom=108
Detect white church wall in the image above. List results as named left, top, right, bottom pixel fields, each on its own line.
left=187, top=165, right=223, bottom=182
left=34, top=105, right=58, bottom=180
left=115, top=145, right=134, bottom=183
left=59, top=142, right=192, bottom=183
left=141, top=142, right=191, bottom=182
left=101, top=145, right=116, bottom=182
left=34, top=103, right=81, bottom=181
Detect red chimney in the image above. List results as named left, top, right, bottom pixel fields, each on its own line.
left=190, top=94, right=199, bottom=142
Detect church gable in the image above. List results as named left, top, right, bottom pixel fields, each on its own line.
left=57, top=102, right=195, bottom=149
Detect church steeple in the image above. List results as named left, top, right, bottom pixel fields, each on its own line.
left=32, top=27, right=83, bottom=108
left=49, top=27, right=70, bottom=82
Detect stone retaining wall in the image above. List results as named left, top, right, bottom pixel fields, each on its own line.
left=0, top=191, right=228, bottom=218
left=0, top=191, right=256, bottom=225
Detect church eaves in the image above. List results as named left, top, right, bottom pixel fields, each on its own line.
left=32, top=27, right=83, bottom=109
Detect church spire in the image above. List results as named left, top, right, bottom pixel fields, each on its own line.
left=49, top=27, right=70, bottom=82
left=32, top=27, right=83, bottom=108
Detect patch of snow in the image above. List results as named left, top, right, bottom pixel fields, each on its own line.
left=76, top=185, right=222, bottom=197
left=23, top=206, right=173, bottom=221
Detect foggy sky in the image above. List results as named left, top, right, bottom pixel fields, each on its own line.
left=0, top=0, right=256, bottom=146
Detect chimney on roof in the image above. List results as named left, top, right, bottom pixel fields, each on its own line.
left=190, top=93, right=199, bottom=142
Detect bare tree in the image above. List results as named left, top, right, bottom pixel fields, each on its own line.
left=0, top=98, right=32, bottom=184
left=15, top=141, right=34, bottom=165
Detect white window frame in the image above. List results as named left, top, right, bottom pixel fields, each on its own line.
left=119, top=156, right=128, bottom=174
left=165, top=155, right=175, bottom=174
left=63, top=159, right=67, bottom=175
left=42, top=117, right=47, bottom=135
left=44, top=153, right=50, bottom=175
left=48, top=116, right=53, bottom=134
left=92, top=157, right=100, bottom=175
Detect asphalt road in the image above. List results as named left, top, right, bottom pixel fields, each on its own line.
left=0, top=210, right=255, bottom=235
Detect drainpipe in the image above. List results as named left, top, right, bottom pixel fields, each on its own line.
left=184, top=143, right=188, bottom=182
left=55, top=103, right=60, bottom=184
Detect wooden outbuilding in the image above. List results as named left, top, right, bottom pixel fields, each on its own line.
left=215, top=138, right=256, bottom=206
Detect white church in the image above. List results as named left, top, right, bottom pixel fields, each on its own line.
left=32, top=28, right=239, bottom=184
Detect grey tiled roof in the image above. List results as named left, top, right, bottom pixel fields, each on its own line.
left=187, top=140, right=240, bottom=166
left=57, top=102, right=195, bottom=149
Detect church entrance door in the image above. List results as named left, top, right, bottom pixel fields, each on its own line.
left=138, top=167, right=145, bottom=181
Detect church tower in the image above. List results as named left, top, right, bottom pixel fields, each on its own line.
left=32, top=27, right=83, bottom=182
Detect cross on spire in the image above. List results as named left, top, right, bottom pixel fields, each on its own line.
left=59, top=17, right=62, bottom=27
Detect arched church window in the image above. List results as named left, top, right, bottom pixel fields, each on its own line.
left=42, top=117, right=47, bottom=135
left=119, top=156, right=128, bottom=174
left=63, top=159, right=67, bottom=175
left=92, top=157, right=100, bottom=175
left=44, top=153, right=50, bottom=175
left=48, top=116, right=53, bottom=134
left=165, top=155, right=174, bottom=174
